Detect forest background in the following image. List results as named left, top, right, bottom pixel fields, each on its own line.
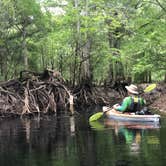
left=0, top=0, right=165, bottom=86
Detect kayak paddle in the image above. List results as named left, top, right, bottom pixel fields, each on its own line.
left=89, top=83, right=157, bottom=122
left=89, top=112, right=104, bottom=122
left=143, top=83, right=156, bottom=93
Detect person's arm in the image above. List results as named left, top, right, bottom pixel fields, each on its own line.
left=115, top=97, right=129, bottom=112
left=143, top=99, right=146, bottom=105
left=140, top=98, right=146, bottom=106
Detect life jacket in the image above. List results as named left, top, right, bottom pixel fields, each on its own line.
left=128, top=97, right=143, bottom=112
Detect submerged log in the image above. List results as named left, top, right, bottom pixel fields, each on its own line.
left=0, top=69, right=73, bottom=118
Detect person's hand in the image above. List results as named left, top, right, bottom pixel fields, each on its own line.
left=113, top=104, right=120, bottom=110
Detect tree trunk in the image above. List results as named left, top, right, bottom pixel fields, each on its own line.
left=72, top=43, right=79, bottom=87
left=0, top=48, right=8, bottom=80
left=59, top=54, right=63, bottom=74
left=80, top=40, right=92, bottom=83
left=148, top=71, right=152, bottom=83
left=112, top=61, right=117, bottom=82
left=72, top=0, right=80, bottom=87
left=41, top=45, right=46, bottom=69
left=79, top=0, right=92, bottom=84
left=22, top=26, right=28, bottom=70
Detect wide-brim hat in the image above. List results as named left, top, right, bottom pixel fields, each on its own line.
left=125, top=84, right=139, bottom=94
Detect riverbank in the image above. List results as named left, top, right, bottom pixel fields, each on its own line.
left=93, top=83, right=166, bottom=113
left=141, top=83, right=166, bottom=112
left=150, top=92, right=166, bottom=112
left=0, top=73, right=165, bottom=118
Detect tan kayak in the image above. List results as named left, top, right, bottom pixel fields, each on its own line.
left=103, top=106, right=161, bottom=123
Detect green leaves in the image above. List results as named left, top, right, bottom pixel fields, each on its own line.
left=120, top=0, right=166, bottom=81
left=0, top=0, right=165, bottom=82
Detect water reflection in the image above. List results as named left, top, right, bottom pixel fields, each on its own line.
left=0, top=116, right=77, bottom=166
left=90, top=118, right=161, bottom=157
left=69, top=116, right=75, bottom=136
left=116, top=127, right=142, bottom=155
left=0, top=114, right=164, bottom=166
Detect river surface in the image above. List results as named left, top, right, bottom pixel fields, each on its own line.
left=0, top=110, right=165, bottom=166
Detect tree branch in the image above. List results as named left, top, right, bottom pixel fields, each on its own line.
left=155, top=0, right=166, bottom=12
left=138, top=14, right=163, bottom=29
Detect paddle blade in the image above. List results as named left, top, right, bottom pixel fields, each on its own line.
left=89, top=121, right=105, bottom=131
left=89, top=112, right=103, bottom=122
left=144, top=84, right=156, bottom=93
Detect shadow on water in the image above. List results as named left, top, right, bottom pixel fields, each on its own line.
left=0, top=108, right=166, bottom=166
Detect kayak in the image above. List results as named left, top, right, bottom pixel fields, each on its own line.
left=103, top=106, right=161, bottom=123
left=104, top=119, right=160, bottom=129
left=89, top=119, right=160, bottom=131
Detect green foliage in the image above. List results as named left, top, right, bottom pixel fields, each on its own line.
left=0, top=0, right=165, bottom=83
left=121, top=0, right=166, bottom=82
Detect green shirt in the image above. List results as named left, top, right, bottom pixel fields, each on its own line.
left=117, top=96, right=146, bottom=112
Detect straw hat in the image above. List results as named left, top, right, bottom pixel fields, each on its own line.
left=125, top=84, right=139, bottom=94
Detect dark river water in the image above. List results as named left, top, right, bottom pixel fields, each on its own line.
left=0, top=110, right=165, bottom=166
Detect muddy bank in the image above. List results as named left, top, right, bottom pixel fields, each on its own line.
left=91, top=83, right=166, bottom=112
left=139, top=83, right=166, bottom=112
left=149, top=84, right=166, bottom=112
left=0, top=70, right=165, bottom=118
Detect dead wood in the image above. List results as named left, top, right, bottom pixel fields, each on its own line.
left=0, top=69, right=73, bottom=118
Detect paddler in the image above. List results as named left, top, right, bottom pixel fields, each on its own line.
left=113, top=84, right=148, bottom=114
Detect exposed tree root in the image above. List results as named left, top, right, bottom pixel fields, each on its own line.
left=1, top=70, right=163, bottom=118
left=0, top=69, right=74, bottom=118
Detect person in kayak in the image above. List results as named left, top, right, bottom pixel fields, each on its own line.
left=113, top=84, right=147, bottom=114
